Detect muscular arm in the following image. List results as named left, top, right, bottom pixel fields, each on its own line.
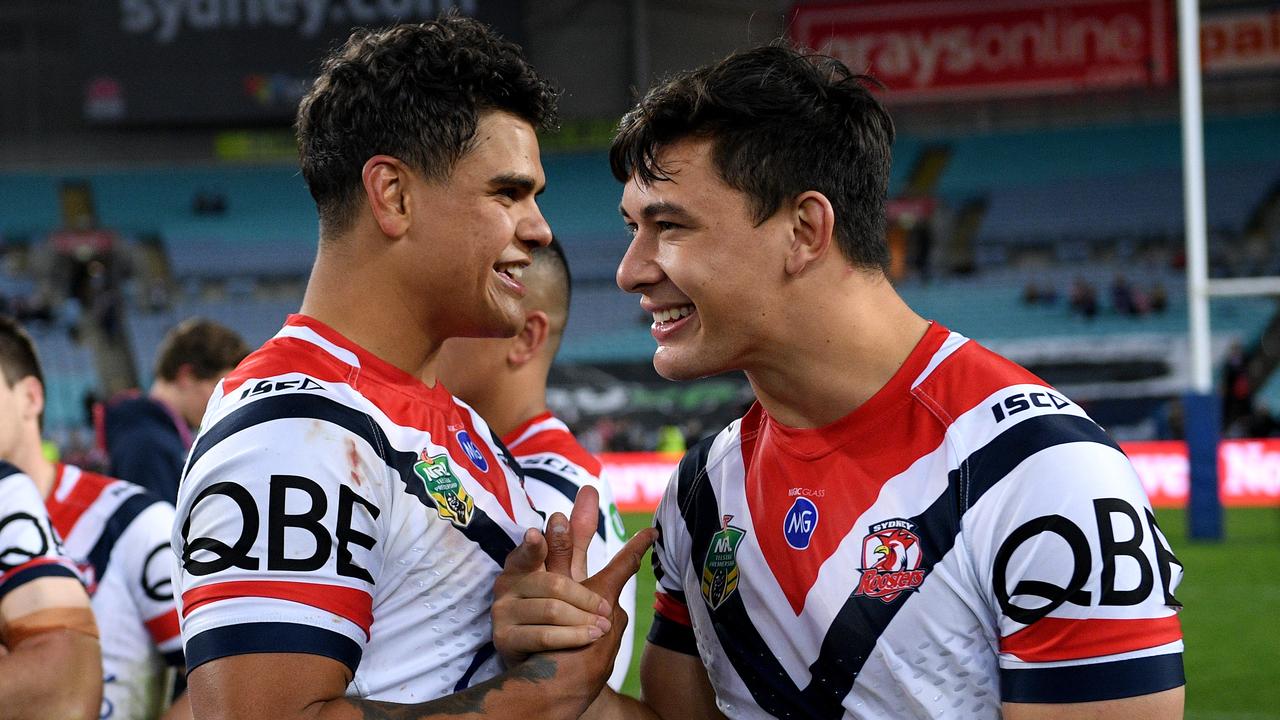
left=1003, top=687, right=1184, bottom=720
left=190, top=651, right=600, bottom=720
left=0, top=577, right=102, bottom=720
left=579, top=641, right=723, bottom=720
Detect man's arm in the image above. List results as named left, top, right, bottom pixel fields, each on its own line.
left=577, top=642, right=723, bottom=720
left=0, top=576, right=102, bottom=720
left=189, top=524, right=654, bottom=720
left=1004, top=687, right=1185, bottom=720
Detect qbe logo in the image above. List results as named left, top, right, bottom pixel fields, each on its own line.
left=783, top=497, right=819, bottom=550
left=456, top=430, right=489, bottom=473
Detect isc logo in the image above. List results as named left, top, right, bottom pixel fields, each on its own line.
left=783, top=497, right=819, bottom=550
left=990, top=390, right=1071, bottom=422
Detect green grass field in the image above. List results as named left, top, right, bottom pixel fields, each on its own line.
left=618, top=508, right=1280, bottom=718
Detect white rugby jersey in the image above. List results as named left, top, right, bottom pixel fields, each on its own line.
left=173, top=314, right=544, bottom=703
left=47, top=463, right=182, bottom=720
left=502, top=411, right=636, bottom=690
left=0, top=462, right=81, bottom=603
left=648, top=323, right=1185, bottom=719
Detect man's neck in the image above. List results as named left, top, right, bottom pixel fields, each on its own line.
left=745, top=275, right=929, bottom=429
left=467, top=372, right=549, bottom=439
left=301, top=241, right=438, bottom=380
left=149, top=381, right=184, bottom=424
left=8, top=433, right=57, bottom=499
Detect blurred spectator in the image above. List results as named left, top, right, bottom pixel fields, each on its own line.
left=1221, top=341, right=1252, bottom=431
left=1021, top=281, right=1059, bottom=306
left=1149, top=282, right=1168, bottom=313
left=103, top=318, right=248, bottom=505
left=1069, top=277, right=1098, bottom=319
left=1110, top=274, right=1137, bottom=316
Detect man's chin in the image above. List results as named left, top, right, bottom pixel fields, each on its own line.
left=652, top=347, right=720, bottom=382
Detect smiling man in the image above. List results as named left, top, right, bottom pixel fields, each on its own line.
left=172, top=18, right=649, bottom=720
left=496, top=42, right=1187, bottom=720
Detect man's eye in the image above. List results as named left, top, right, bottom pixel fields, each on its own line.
left=656, top=221, right=680, bottom=232
left=624, top=223, right=638, bottom=236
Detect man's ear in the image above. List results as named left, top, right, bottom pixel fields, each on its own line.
left=784, top=191, right=837, bottom=276
left=362, top=155, right=412, bottom=239
left=16, top=376, right=44, bottom=424
left=508, top=311, right=550, bottom=367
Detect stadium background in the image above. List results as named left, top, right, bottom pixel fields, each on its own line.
left=0, top=0, right=1277, bottom=716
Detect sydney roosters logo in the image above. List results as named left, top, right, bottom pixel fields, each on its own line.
left=854, top=519, right=927, bottom=603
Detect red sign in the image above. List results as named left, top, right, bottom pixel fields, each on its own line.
left=605, top=439, right=1280, bottom=513
left=1201, top=7, right=1280, bottom=74
left=789, top=0, right=1172, bottom=102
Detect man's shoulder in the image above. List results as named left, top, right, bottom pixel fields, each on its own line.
left=105, top=395, right=177, bottom=436
left=511, top=417, right=603, bottom=480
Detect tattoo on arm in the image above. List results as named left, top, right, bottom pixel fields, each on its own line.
left=341, top=656, right=560, bottom=719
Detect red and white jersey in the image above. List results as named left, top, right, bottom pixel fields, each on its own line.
left=648, top=323, right=1185, bottom=719
left=503, top=412, right=636, bottom=690
left=47, top=463, right=182, bottom=720
left=0, top=462, right=81, bottom=602
left=173, top=314, right=543, bottom=703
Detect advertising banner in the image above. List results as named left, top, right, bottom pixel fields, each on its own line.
left=789, top=0, right=1172, bottom=102
left=80, top=0, right=524, bottom=124
left=1201, top=6, right=1280, bottom=74
left=606, top=439, right=1280, bottom=513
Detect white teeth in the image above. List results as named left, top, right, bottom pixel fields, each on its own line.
left=652, top=305, right=694, bottom=324
left=496, top=263, right=525, bottom=280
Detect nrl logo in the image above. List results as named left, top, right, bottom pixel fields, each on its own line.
left=701, top=515, right=746, bottom=611
left=413, top=451, right=475, bottom=528
left=854, top=518, right=927, bottom=603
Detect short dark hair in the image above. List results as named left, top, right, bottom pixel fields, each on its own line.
left=155, top=319, right=250, bottom=382
left=610, top=42, right=895, bottom=271
left=297, top=16, right=559, bottom=235
left=538, top=236, right=572, bottom=320
left=0, top=315, right=43, bottom=389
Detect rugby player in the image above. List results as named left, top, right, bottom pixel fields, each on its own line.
left=173, top=17, right=652, bottom=720
left=436, top=238, right=637, bottom=689
left=496, top=43, right=1187, bottom=719
left=0, top=348, right=101, bottom=720
left=0, top=315, right=189, bottom=720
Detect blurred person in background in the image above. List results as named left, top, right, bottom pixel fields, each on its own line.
left=0, top=462, right=101, bottom=720
left=436, top=237, right=637, bottom=691
left=0, top=315, right=190, bottom=720
left=499, top=42, right=1185, bottom=719
left=0, top=318, right=106, bottom=719
left=103, top=318, right=248, bottom=505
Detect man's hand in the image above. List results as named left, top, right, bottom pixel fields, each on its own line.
left=493, top=487, right=656, bottom=665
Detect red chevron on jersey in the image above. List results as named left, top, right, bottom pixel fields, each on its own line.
left=646, top=323, right=1185, bottom=718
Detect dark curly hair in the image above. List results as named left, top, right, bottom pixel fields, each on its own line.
left=610, top=42, right=894, bottom=271
left=297, top=16, right=558, bottom=235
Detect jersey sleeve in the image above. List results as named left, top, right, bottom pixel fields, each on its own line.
left=960, top=419, right=1185, bottom=704
left=172, top=397, right=387, bottom=676
left=646, top=459, right=697, bottom=656
left=121, top=499, right=185, bottom=667
left=0, top=462, right=81, bottom=603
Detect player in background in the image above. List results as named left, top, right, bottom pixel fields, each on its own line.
left=0, top=315, right=190, bottom=720
left=436, top=238, right=637, bottom=690
left=0, top=463, right=102, bottom=720
left=104, top=318, right=249, bottom=505
left=494, top=43, right=1186, bottom=719
left=175, top=17, right=653, bottom=720
left=0, top=333, right=102, bottom=720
